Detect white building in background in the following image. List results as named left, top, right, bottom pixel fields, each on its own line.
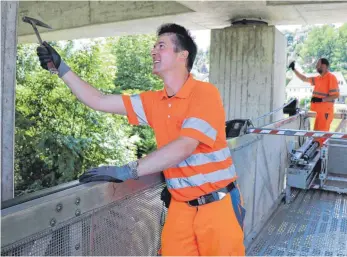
left=286, top=72, right=347, bottom=104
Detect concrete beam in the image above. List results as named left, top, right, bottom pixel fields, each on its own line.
left=18, top=1, right=200, bottom=42
left=1, top=1, right=18, bottom=201
left=17, top=1, right=347, bottom=43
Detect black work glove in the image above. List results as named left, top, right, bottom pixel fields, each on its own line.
left=36, top=42, right=70, bottom=77
left=311, top=97, right=323, bottom=103
left=288, top=61, right=295, bottom=71
left=79, top=163, right=137, bottom=183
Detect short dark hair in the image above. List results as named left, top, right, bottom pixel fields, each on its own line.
left=320, top=58, right=330, bottom=67
left=157, top=23, right=197, bottom=72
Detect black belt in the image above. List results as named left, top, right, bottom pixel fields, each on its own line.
left=187, top=182, right=236, bottom=207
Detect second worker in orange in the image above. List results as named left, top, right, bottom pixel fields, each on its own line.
left=289, top=58, right=340, bottom=146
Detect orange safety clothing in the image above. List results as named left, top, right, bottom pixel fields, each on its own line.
left=122, top=74, right=245, bottom=256
left=161, top=185, right=245, bottom=256
left=309, top=72, right=339, bottom=145
left=122, top=74, right=237, bottom=202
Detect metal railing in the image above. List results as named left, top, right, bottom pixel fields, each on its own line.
left=227, top=112, right=303, bottom=246
left=1, top=174, right=164, bottom=256
left=1, top=113, right=304, bottom=256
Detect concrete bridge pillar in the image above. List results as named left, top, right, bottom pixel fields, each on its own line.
left=209, top=24, right=286, bottom=126
left=1, top=1, right=19, bottom=201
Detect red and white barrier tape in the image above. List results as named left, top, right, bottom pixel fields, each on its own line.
left=247, top=128, right=347, bottom=139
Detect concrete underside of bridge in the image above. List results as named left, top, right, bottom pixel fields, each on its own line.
left=16, top=1, right=347, bottom=43
left=1, top=0, right=347, bottom=200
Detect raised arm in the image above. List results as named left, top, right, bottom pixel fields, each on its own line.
left=289, top=61, right=314, bottom=84
left=37, top=42, right=126, bottom=115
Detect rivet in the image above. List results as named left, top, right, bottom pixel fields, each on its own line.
left=50, top=218, right=56, bottom=227
left=75, top=197, right=80, bottom=205
left=75, top=209, right=81, bottom=216
left=56, top=203, right=63, bottom=212
left=75, top=243, right=80, bottom=250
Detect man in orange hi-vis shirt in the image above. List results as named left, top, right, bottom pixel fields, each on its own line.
left=289, top=58, right=340, bottom=146
left=37, top=24, right=245, bottom=255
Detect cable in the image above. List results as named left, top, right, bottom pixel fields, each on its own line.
left=252, top=98, right=297, bottom=126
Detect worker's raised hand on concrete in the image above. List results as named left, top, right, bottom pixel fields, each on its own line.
left=289, top=61, right=295, bottom=71
left=78, top=162, right=138, bottom=183
left=37, top=42, right=70, bottom=78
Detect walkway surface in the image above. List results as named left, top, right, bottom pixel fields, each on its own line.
left=247, top=189, right=347, bottom=256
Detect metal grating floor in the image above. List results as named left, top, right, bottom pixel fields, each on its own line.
left=247, top=189, right=347, bottom=256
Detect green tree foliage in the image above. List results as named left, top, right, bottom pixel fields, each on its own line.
left=296, top=24, right=347, bottom=78
left=108, top=35, right=161, bottom=158
left=15, top=40, right=139, bottom=196
left=110, top=35, right=163, bottom=92
left=335, top=24, right=347, bottom=73
left=299, top=97, right=311, bottom=109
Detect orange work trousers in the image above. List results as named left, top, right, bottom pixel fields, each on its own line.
left=311, top=103, right=334, bottom=146
left=161, top=186, right=246, bottom=256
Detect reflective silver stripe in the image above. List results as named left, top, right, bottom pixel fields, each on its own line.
left=182, top=117, right=217, bottom=141
left=313, top=91, right=328, bottom=97
left=329, top=89, right=339, bottom=93
left=130, top=95, right=148, bottom=125
left=166, top=164, right=236, bottom=189
left=177, top=147, right=231, bottom=168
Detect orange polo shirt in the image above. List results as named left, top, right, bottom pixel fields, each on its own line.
left=122, top=75, right=237, bottom=201
left=310, top=72, right=340, bottom=112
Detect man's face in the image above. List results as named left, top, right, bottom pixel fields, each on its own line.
left=151, top=33, right=187, bottom=76
left=316, top=59, right=327, bottom=74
